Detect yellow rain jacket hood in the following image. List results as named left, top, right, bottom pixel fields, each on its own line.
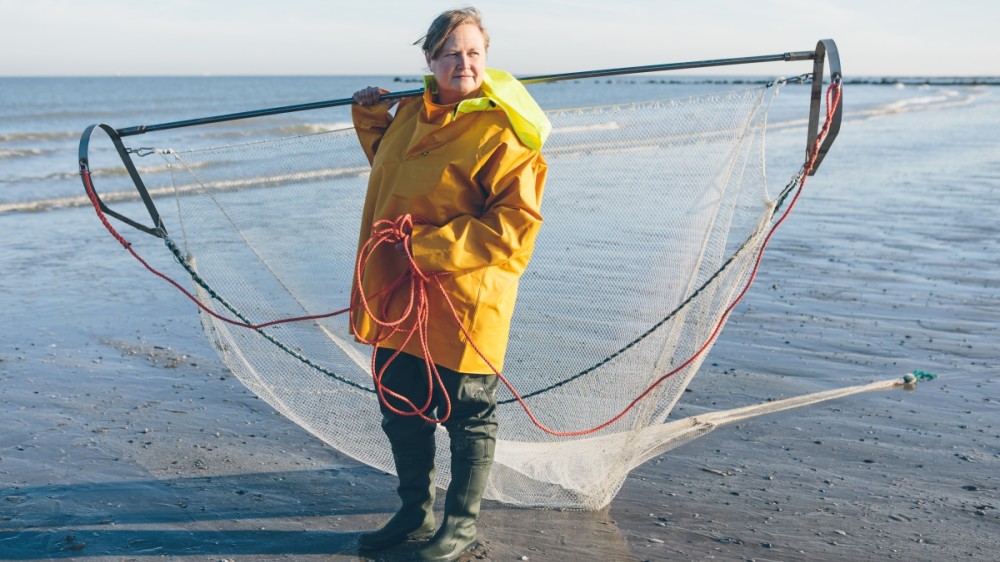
left=457, top=68, right=551, bottom=150
left=351, top=68, right=549, bottom=374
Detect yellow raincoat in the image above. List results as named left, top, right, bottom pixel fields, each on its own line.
left=351, top=69, right=549, bottom=374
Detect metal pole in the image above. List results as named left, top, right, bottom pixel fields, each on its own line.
left=519, top=51, right=815, bottom=84
left=84, top=44, right=841, bottom=238
left=116, top=51, right=816, bottom=137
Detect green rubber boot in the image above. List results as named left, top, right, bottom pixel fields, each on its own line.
left=358, top=434, right=437, bottom=550
left=418, top=434, right=495, bottom=562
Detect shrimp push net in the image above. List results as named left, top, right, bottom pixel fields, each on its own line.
left=83, top=67, right=873, bottom=511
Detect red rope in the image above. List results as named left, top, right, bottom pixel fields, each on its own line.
left=83, top=80, right=842, bottom=436
left=349, top=215, right=455, bottom=424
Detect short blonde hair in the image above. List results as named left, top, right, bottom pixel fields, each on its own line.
left=416, top=7, right=490, bottom=61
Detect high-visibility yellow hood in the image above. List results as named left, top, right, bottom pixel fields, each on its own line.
left=424, top=68, right=551, bottom=150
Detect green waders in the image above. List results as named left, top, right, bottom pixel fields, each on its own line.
left=356, top=427, right=437, bottom=549
left=417, top=429, right=495, bottom=561
left=360, top=349, right=498, bottom=562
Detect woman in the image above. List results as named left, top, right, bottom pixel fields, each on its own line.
left=350, top=7, right=549, bottom=562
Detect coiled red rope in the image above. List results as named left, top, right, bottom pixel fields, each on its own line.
left=349, top=214, right=456, bottom=424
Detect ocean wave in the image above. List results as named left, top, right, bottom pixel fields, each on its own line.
left=851, top=88, right=985, bottom=119
left=768, top=87, right=988, bottom=128
left=198, top=121, right=355, bottom=140
left=0, top=169, right=79, bottom=184
left=0, top=130, right=78, bottom=143
left=0, top=164, right=369, bottom=215
left=90, top=158, right=200, bottom=178
left=0, top=194, right=105, bottom=214
left=880, top=94, right=955, bottom=112
left=550, top=121, right=622, bottom=135
left=0, top=147, right=49, bottom=159
left=0, top=158, right=201, bottom=186
left=0, top=184, right=179, bottom=214
left=277, top=122, right=355, bottom=135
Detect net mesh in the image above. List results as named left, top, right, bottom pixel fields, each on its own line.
left=153, top=82, right=786, bottom=509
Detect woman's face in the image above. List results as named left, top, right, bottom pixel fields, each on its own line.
left=427, top=23, right=486, bottom=104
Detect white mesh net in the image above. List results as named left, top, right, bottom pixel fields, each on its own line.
left=153, top=82, right=792, bottom=510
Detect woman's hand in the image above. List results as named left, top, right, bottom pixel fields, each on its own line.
left=353, top=86, right=395, bottom=107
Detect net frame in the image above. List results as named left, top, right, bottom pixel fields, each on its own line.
left=77, top=42, right=845, bottom=510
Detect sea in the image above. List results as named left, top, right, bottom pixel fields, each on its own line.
left=2, top=73, right=994, bottom=212
left=2, top=71, right=998, bottom=385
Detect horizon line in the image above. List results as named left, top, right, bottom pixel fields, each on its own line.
left=3, top=73, right=1000, bottom=81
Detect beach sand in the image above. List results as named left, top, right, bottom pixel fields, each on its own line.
left=2, top=87, right=999, bottom=561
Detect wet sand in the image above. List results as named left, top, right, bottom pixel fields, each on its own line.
left=2, top=87, right=999, bottom=560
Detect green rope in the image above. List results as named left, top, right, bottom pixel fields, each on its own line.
left=903, top=370, right=938, bottom=384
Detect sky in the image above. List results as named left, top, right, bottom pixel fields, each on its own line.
left=2, top=0, right=997, bottom=77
